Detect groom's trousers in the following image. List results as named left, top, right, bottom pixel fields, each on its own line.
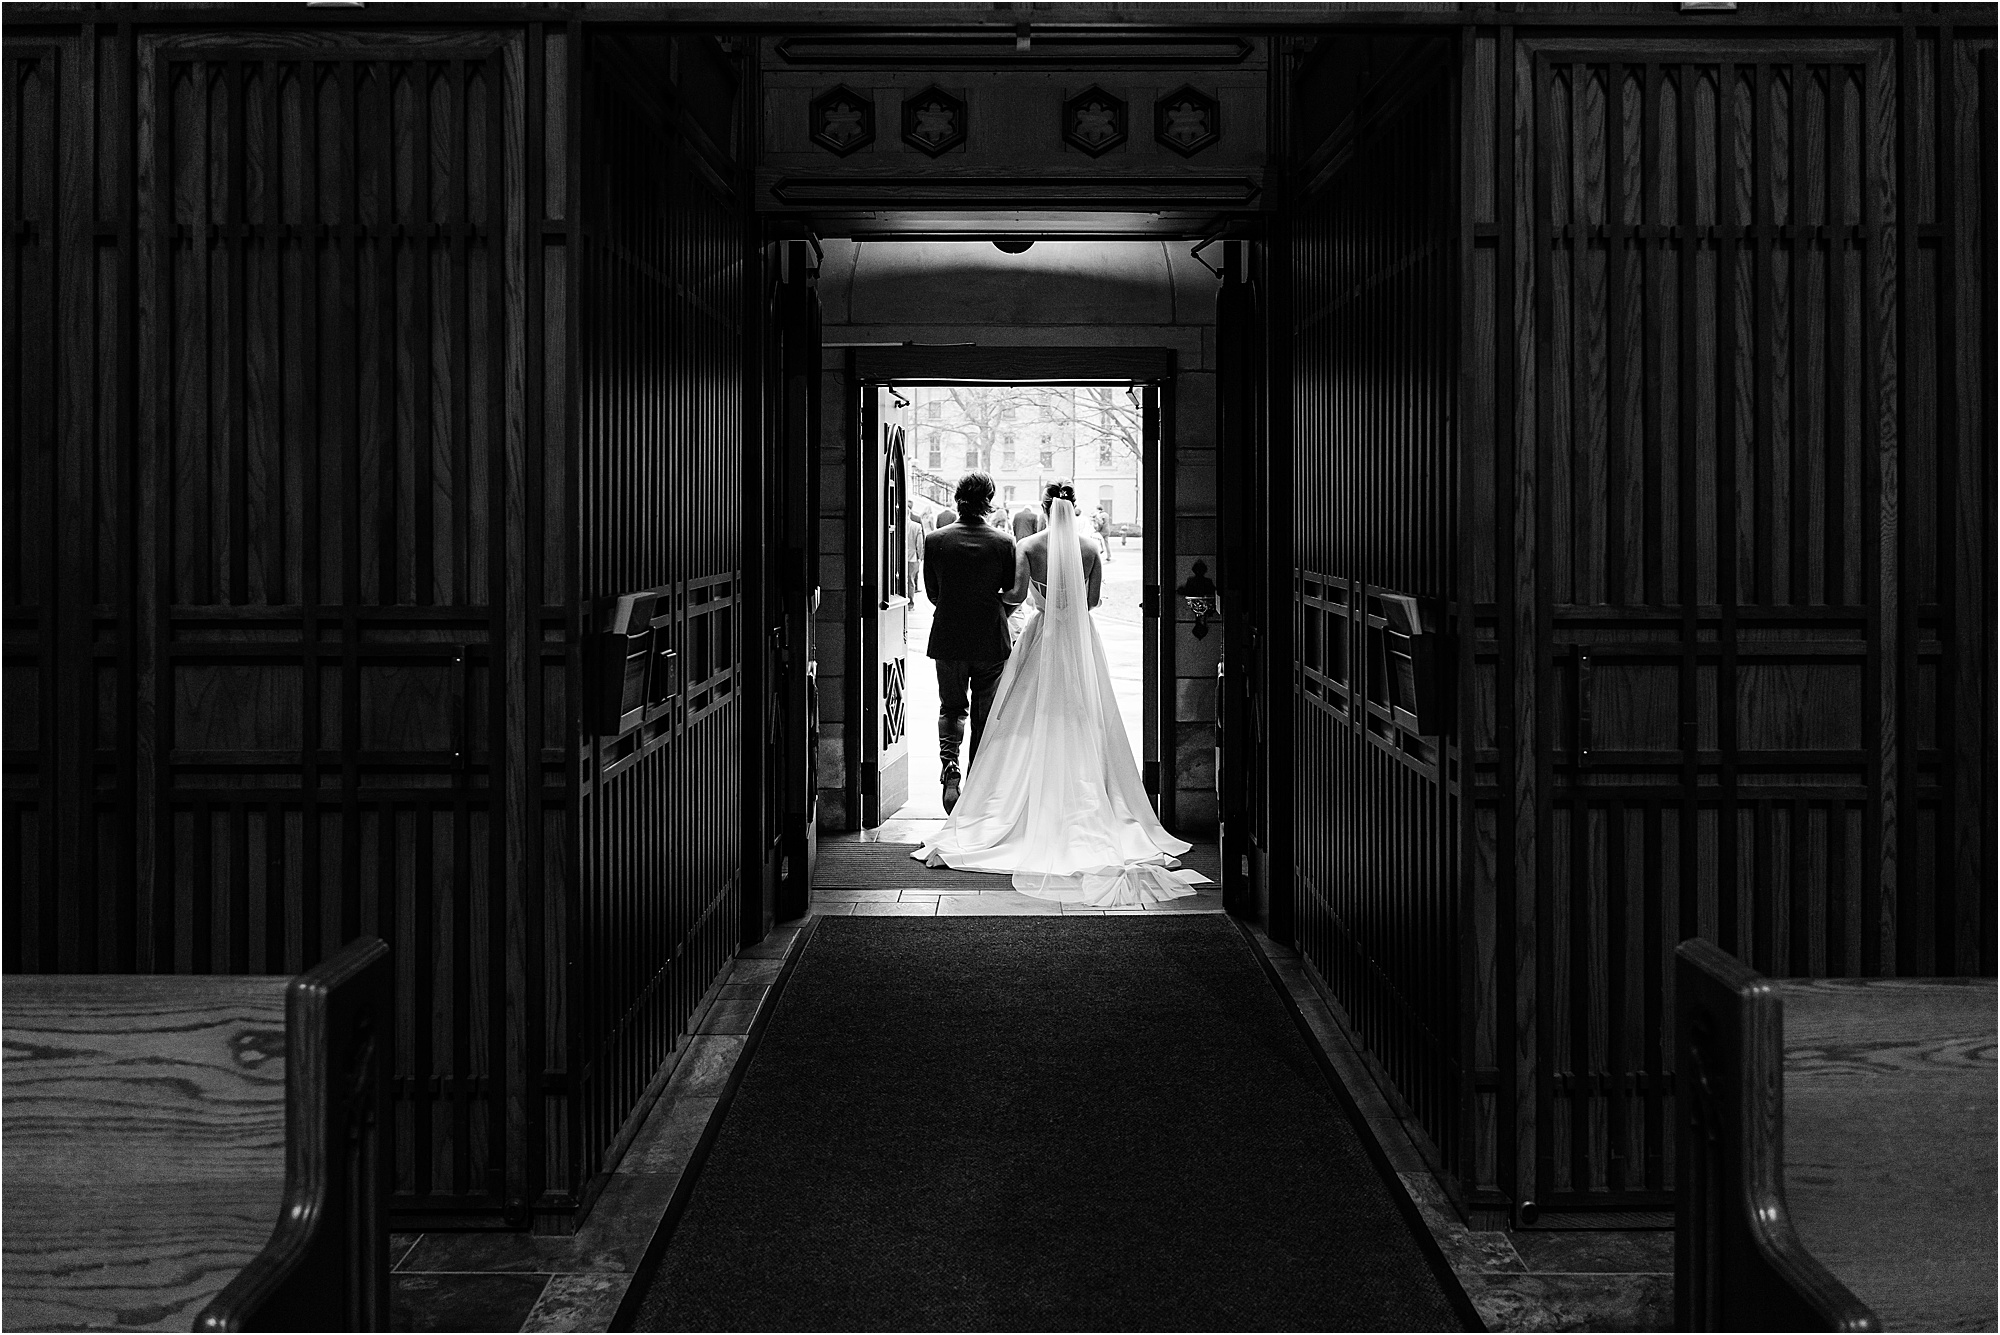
left=934, top=658, right=1005, bottom=773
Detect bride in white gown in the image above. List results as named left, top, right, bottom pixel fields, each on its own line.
left=912, top=486, right=1207, bottom=906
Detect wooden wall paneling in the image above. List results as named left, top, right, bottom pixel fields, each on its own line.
left=1506, top=25, right=1543, bottom=1222
left=2, top=36, right=60, bottom=975
left=568, top=32, right=744, bottom=1226
left=5, top=15, right=755, bottom=1235
left=56, top=27, right=97, bottom=977
left=119, top=26, right=534, bottom=1224
left=1962, top=39, right=1998, bottom=974
left=1289, top=36, right=1468, bottom=1200
left=1496, top=30, right=1994, bottom=1214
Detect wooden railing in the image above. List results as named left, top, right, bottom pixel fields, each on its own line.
left=3, top=939, right=392, bottom=1331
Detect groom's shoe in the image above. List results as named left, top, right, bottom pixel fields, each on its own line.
left=938, top=716, right=966, bottom=813
left=941, top=762, right=962, bottom=814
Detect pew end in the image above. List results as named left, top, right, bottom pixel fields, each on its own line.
left=1674, top=939, right=1879, bottom=1332
left=3, top=939, right=392, bottom=1332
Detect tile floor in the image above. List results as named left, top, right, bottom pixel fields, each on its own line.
left=832, top=818, right=1227, bottom=916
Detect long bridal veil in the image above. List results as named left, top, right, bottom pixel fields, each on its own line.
left=912, top=498, right=1204, bottom=906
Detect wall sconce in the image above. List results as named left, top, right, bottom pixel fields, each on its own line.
left=1178, top=560, right=1216, bottom=639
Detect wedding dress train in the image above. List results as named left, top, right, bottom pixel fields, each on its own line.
left=912, top=499, right=1206, bottom=906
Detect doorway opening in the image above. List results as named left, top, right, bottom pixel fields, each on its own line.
left=898, top=384, right=1149, bottom=823
left=851, top=372, right=1166, bottom=836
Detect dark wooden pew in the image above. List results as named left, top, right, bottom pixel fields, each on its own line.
left=1676, top=939, right=1997, bottom=1331
left=3, top=939, right=393, bottom=1332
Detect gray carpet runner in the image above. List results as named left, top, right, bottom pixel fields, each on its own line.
left=628, top=916, right=1466, bottom=1331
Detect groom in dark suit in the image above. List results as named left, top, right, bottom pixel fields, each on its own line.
left=922, top=471, right=1022, bottom=813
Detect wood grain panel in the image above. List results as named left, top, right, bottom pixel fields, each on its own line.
left=2, top=1182, right=288, bottom=1333
left=1299, top=22, right=1996, bottom=1225
left=1487, top=29, right=1996, bottom=1217
left=128, top=30, right=532, bottom=1223
left=566, top=33, right=746, bottom=1223
left=0, top=18, right=581, bottom=1229
left=1780, top=977, right=1998, bottom=1332
left=1287, top=37, right=1467, bottom=1197
left=3, top=975, right=290, bottom=1180
left=2, top=975, right=291, bottom=1330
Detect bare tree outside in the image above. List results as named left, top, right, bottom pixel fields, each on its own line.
left=909, top=385, right=1142, bottom=520
left=1038, top=385, right=1144, bottom=469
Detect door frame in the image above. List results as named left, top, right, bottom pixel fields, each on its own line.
left=843, top=345, right=1177, bottom=832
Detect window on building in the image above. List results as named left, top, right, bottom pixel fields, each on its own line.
left=928, top=442, right=942, bottom=469
left=927, top=400, right=943, bottom=420
left=1039, top=447, right=1054, bottom=469
left=1098, top=442, right=1115, bottom=467
left=1099, top=485, right=1115, bottom=523
left=1002, top=435, right=1016, bottom=469
left=1003, top=485, right=1016, bottom=506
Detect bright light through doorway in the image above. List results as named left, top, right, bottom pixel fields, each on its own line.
left=894, top=384, right=1147, bottom=822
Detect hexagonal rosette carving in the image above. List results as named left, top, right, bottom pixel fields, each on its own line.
left=1155, top=85, right=1221, bottom=157
left=901, top=85, right=966, bottom=157
left=1062, top=85, right=1127, bottom=158
left=809, top=85, right=875, bottom=157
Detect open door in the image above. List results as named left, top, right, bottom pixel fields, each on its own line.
left=768, top=237, right=821, bottom=923
left=1214, top=239, right=1262, bottom=917
left=859, top=386, right=913, bottom=825
left=1141, top=381, right=1170, bottom=829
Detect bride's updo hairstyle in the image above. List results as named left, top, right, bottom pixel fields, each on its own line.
left=1042, top=481, right=1077, bottom=513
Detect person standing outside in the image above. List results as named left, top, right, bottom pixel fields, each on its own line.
left=904, top=510, right=925, bottom=608
left=1011, top=500, right=1043, bottom=540
left=1006, top=500, right=1042, bottom=636
left=921, top=472, right=1022, bottom=812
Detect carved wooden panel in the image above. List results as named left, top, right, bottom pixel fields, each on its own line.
left=1289, top=22, right=1995, bottom=1225
left=1, top=18, right=751, bottom=1231
left=1451, top=26, right=1997, bottom=1218
left=127, top=28, right=542, bottom=1222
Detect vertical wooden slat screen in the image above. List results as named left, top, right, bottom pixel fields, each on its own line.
left=1288, top=39, right=1467, bottom=1191
left=1451, top=26, right=1997, bottom=1220
left=128, top=28, right=536, bottom=1224
left=1292, top=22, right=1995, bottom=1224
left=2, top=40, right=63, bottom=976
left=569, top=33, right=745, bottom=1215
left=1, top=18, right=752, bottom=1235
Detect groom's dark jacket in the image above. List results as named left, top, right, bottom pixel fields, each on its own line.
left=923, top=519, right=1018, bottom=662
